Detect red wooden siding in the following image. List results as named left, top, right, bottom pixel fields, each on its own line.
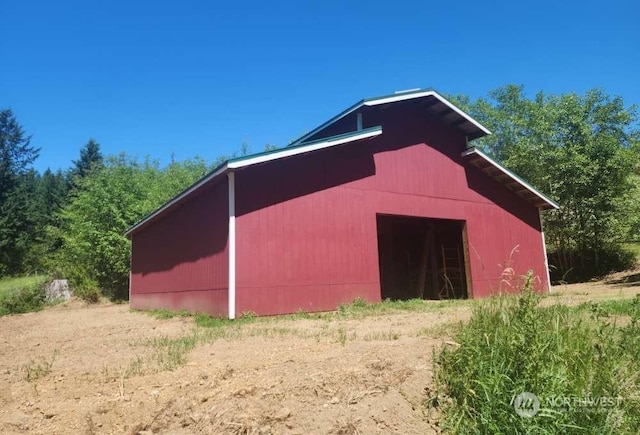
left=130, top=178, right=229, bottom=316
left=234, top=105, right=547, bottom=315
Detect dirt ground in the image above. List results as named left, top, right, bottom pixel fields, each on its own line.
left=1, top=270, right=638, bottom=435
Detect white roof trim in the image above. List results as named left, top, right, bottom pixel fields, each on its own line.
left=228, top=127, right=381, bottom=169
left=125, top=163, right=228, bottom=236
left=425, top=91, right=492, bottom=136
left=364, top=91, right=491, bottom=136
left=126, top=127, right=382, bottom=236
left=462, top=148, right=559, bottom=210
left=362, top=90, right=435, bottom=106
left=292, top=89, right=491, bottom=145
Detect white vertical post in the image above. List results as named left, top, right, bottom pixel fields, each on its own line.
left=228, top=172, right=236, bottom=319
left=541, top=231, right=551, bottom=293
left=539, top=212, right=551, bottom=293
left=356, top=112, right=362, bottom=131
left=129, top=239, right=133, bottom=301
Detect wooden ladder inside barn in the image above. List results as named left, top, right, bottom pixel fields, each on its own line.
left=440, top=245, right=464, bottom=299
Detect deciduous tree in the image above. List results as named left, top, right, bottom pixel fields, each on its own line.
left=454, top=86, right=639, bottom=280
left=54, top=154, right=209, bottom=298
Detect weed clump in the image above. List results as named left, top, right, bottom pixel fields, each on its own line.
left=23, top=350, right=58, bottom=382
left=433, top=273, right=640, bottom=433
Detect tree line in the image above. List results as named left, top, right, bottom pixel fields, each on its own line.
left=0, top=111, right=216, bottom=299
left=1, top=85, right=638, bottom=298
left=450, top=86, right=639, bottom=281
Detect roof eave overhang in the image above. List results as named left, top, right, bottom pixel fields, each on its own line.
left=125, top=126, right=383, bottom=237
left=462, top=147, right=559, bottom=211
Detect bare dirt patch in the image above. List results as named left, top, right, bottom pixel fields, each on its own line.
left=1, top=270, right=638, bottom=434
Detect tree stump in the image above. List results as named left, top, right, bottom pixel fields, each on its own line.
left=45, top=279, right=73, bottom=302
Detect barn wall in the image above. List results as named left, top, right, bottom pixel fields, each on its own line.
left=235, top=104, right=547, bottom=315
left=130, top=178, right=229, bottom=317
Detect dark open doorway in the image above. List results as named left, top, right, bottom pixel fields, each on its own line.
left=376, top=214, right=470, bottom=300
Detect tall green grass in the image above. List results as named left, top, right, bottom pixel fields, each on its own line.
left=433, top=274, right=640, bottom=433
left=0, top=275, right=49, bottom=316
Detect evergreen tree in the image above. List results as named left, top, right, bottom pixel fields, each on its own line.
left=69, top=139, right=103, bottom=185
left=0, top=109, right=40, bottom=275
left=22, top=168, right=69, bottom=271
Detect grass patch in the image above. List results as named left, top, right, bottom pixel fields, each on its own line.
left=0, top=275, right=49, bottom=316
left=245, top=326, right=303, bottom=339
left=335, top=297, right=469, bottom=318
left=125, top=355, right=144, bottom=377
left=336, top=327, right=358, bottom=345
left=433, top=274, right=640, bottom=433
left=129, top=296, right=470, bottom=372
left=150, top=333, right=199, bottom=370
left=134, top=332, right=202, bottom=372
left=186, top=297, right=455, bottom=327
left=575, top=295, right=640, bottom=318
left=0, top=275, right=47, bottom=295
left=597, top=296, right=640, bottom=316
left=148, top=308, right=191, bottom=319
left=195, top=314, right=234, bottom=328
left=137, top=296, right=468, bottom=326
left=195, top=311, right=258, bottom=328
left=363, top=330, right=400, bottom=341
left=416, top=321, right=462, bottom=338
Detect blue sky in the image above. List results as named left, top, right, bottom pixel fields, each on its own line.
left=2, top=0, right=638, bottom=173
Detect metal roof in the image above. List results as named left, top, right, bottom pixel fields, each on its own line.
left=291, top=88, right=491, bottom=145
left=461, top=147, right=559, bottom=210
left=125, top=126, right=383, bottom=237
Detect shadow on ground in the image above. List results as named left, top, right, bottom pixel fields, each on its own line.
left=606, top=272, right=640, bottom=287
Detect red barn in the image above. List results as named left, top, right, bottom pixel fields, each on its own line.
left=126, top=89, right=558, bottom=318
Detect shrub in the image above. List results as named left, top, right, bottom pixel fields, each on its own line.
left=0, top=276, right=48, bottom=315
left=433, top=273, right=640, bottom=433
left=72, top=282, right=102, bottom=304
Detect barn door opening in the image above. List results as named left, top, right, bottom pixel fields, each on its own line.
left=376, top=214, right=469, bottom=300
